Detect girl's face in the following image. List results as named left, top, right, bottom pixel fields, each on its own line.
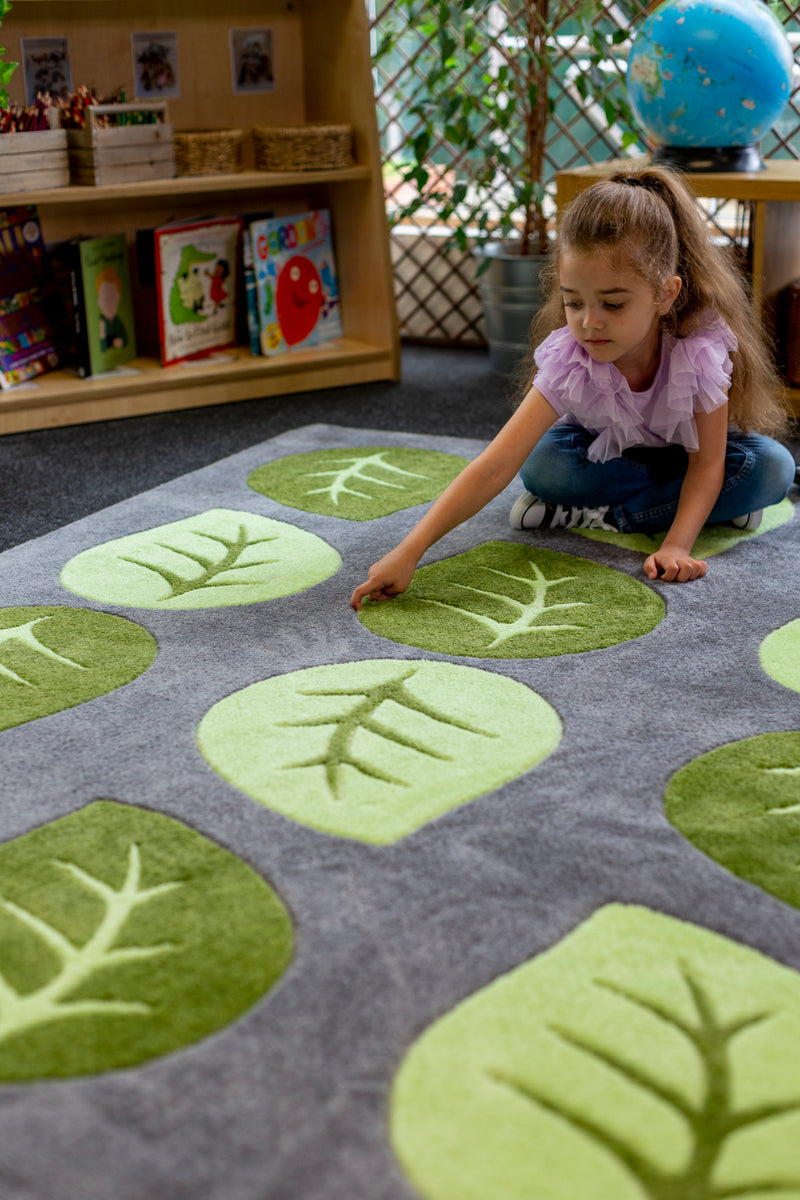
left=559, top=250, right=681, bottom=388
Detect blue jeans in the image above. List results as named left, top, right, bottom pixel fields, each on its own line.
left=519, top=423, right=796, bottom=533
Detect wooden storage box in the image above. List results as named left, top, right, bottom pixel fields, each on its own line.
left=68, top=102, right=175, bottom=186
left=0, top=129, right=69, bottom=193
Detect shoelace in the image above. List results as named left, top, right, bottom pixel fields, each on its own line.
left=556, top=505, right=616, bottom=530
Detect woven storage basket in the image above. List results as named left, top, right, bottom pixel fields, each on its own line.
left=253, top=123, right=354, bottom=171
left=175, top=129, right=244, bottom=176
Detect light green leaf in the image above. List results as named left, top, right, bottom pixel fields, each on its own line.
left=358, top=541, right=664, bottom=658
left=0, top=606, right=156, bottom=731
left=247, top=446, right=469, bottom=520
left=665, top=731, right=800, bottom=912
left=391, top=904, right=800, bottom=1200
left=60, top=508, right=340, bottom=608
left=197, top=659, right=562, bottom=843
left=760, top=618, right=800, bottom=693
left=0, top=800, right=293, bottom=1080
left=574, top=499, right=794, bottom=558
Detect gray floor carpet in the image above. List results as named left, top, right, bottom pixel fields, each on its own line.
left=1, top=411, right=800, bottom=1199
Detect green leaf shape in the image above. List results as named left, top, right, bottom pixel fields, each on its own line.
left=59, top=508, right=341, bottom=609
left=760, top=619, right=800, bottom=694
left=197, top=659, right=562, bottom=843
left=0, top=800, right=293, bottom=1080
left=391, top=904, right=800, bottom=1200
left=0, top=606, right=157, bottom=732
left=247, top=446, right=469, bottom=520
left=358, top=541, right=664, bottom=659
left=665, top=731, right=800, bottom=913
left=574, top=498, right=794, bottom=558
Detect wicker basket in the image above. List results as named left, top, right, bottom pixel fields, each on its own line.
left=253, top=123, right=354, bottom=172
left=175, top=128, right=244, bottom=176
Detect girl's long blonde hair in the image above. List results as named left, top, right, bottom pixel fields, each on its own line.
left=523, top=164, right=787, bottom=436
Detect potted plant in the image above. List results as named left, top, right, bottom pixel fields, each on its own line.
left=0, top=0, right=17, bottom=107
left=375, top=0, right=645, bottom=373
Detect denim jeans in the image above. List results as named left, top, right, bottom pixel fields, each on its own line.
left=519, top=423, right=797, bottom=533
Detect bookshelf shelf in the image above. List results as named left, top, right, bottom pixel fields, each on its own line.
left=0, top=167, right=375, bottom=210
left=0, top=0, right=400, bottom=434
left=0, top=338, right=390, bottom=433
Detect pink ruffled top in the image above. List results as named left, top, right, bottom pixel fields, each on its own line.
left=533, top=316, right=736, bottom=463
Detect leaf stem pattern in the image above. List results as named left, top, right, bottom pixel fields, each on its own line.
left=0, top=843, right=181, bottom=1043
left=302, top=452, right=428, bottom=504
left=120, top=524, right=278, bottom=598
left=279, top=666, right=498, bottom=799
left=0, top=617, right=88, bottom=687
left=490, top=964, right=800, bottom=1198
left=415, top=561, right=588, bottom=649
left=762, top=765, right=800, bottom=815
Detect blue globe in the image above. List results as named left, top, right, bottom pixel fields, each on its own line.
left=626, top=0, right=794, bottom=171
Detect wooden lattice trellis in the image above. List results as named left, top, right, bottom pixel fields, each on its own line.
left=368, top=0, right=800, bottom=345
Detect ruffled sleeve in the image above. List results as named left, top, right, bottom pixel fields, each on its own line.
left=533, top=326, right=661, bottom=461
left=648, top=318, right=736, bottom=451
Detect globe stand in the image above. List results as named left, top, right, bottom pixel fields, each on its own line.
left=652, top=143, right=764, bottom=174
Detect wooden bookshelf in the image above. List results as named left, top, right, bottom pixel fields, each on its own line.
left=556, top=159, right=800, bottom=414
left=0, top=0, right=400, bottom=434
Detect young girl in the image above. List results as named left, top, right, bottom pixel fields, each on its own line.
left=351, top=165, right=796, bottom=609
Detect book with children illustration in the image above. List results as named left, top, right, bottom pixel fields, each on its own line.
left=66, top=233, right=137, bottom=377
left=0, top=205, right=71, bottom=389
left=154, top=217, right=243, bottom=366
left=249, top=209, right=342, bottom=356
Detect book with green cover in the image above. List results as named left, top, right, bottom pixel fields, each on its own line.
left=70, top=233, right=137, bottom=377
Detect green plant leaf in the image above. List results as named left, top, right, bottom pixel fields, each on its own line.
left=665, top=731, right=800, bottom=913
left=247, top=446, right=470, bottom=520
left=391, top=904, right=800, bottom=1200
left=358, top=541, right=664, bottom=659
left=0, top=800, right=293, bottom=1080
left=197, top=659, right=562, bottom=844
left=574, top=499, right=794, bottom=558
left=0, top=606, right=156, bottom=731
left=60, top=508, right=340, bottom=608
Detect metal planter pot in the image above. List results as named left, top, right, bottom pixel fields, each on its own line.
left=474, top=242, right=548, bottom=376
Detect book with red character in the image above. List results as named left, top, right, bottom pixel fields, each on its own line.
left=250, top=209, right=342, bottom=356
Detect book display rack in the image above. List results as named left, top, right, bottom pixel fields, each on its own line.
left=0, top=0, right=400, bottom=434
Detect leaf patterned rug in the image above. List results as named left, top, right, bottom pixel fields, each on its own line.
left=1, top=422, right=800, bottom=1200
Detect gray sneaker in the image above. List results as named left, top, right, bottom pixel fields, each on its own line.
left=509, top=491, right=618, bottom=532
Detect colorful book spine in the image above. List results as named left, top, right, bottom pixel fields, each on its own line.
left=0, top=205, right=67, bottom=388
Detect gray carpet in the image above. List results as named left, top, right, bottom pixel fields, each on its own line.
left=2, top=415, right=800, bottom=1199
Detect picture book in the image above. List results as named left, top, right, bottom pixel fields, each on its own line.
left=66, top=233, right=137, bottom=377
left=249, top=209, right=342, bottom=356
left=154, top=217, right=243, bottom=366
left=0, top=205, right=70, bottom=389
left=239, top=210, right=274, bottom=358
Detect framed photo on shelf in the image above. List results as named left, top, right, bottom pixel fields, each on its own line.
left=131, top=31, right=181, bottom=100
left=229, top=28, right=275, bottom=95
left=21, top=37, right=72, bottom=104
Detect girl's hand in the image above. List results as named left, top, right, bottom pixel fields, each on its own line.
left=350, top=548, right=419, bottom=610
left=643, top=543, right=708, bottom=583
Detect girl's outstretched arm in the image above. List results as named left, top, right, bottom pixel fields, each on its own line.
left=643, top=403, right=729, bottom=583
left=350, top=388, right=558, bottom=610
